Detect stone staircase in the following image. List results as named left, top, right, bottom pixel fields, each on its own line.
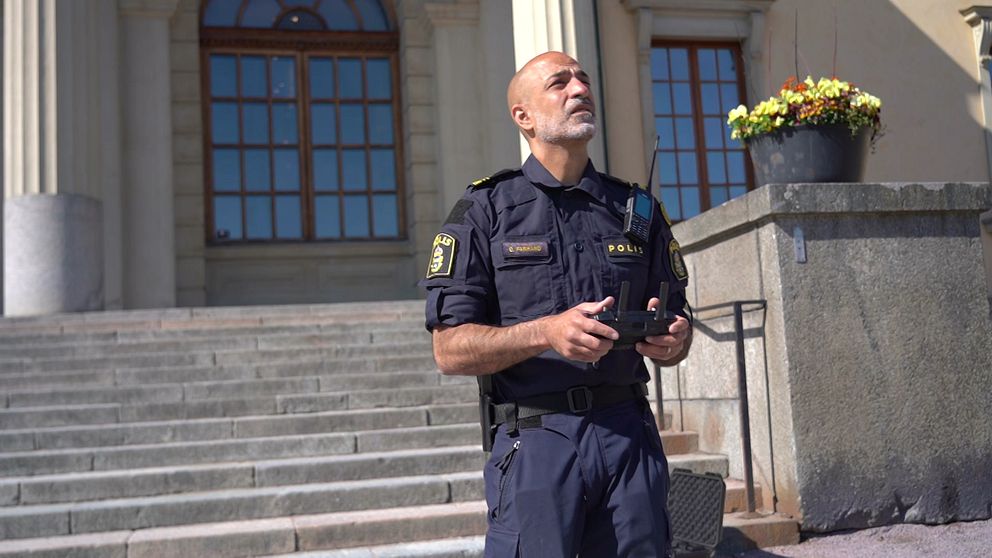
left=0, top=301, right=796, bottom=557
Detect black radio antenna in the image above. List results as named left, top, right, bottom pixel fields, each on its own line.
left=645, top=135, right=660, bottom=193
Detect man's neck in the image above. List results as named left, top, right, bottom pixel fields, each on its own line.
left=529, top=142, right=590, bottom=186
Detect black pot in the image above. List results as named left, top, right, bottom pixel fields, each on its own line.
left=746, top=123, right=871, bottom=185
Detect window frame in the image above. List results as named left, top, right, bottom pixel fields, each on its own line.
left=650, top=39, right=755, bottom=221
left=199, top=12, right=405, bottom=245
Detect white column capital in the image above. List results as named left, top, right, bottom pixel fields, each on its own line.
left=118, top=0, right=180, bottom=19
left=424, top=0, right=479, bottom=28
left=962, top=6, right=992, bottom=62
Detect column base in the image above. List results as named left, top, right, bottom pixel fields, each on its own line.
left=3, top=193, right=104, bottom=316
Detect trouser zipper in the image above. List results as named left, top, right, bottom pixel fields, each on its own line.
left=493, top=440, right=520, bottom=518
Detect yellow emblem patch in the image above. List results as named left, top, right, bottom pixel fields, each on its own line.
left=669, top=239, right=688, bottom=281
left=426, top=233, right=457, bottom=279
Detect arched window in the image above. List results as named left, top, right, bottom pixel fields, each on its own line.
left=200, top=0, right=402, bottom=243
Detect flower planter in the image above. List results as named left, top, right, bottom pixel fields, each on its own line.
left=746, top=123, right=871, bottom=185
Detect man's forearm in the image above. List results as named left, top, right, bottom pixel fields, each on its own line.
left=432, top=320, right=550, bottom=376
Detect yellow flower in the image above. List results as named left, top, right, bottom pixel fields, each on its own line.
left=727, top=105, right=749, bottom=124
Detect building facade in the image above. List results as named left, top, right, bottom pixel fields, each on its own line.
left=3, top=0, right=991, bottom=316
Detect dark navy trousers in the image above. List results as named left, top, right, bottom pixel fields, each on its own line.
left=483, top=399, right=672, bottom=557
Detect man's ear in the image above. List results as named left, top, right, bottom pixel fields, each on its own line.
left=511, top=104, right=534, bottom=134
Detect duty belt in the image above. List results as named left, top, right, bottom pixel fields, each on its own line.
left=492, top=383, right=649, bottom=434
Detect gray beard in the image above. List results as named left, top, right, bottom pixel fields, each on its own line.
left=534, top=111, right=597, bottom=144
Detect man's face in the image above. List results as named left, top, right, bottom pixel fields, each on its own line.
left=527, top=59, right=597, bottom=144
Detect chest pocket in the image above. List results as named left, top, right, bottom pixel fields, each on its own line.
left=491, top=235, right=556, bottom=320
left=600, top=235, right=650, bottom=307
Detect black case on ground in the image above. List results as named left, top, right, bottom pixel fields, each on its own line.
left=668, top=468, right=727, bottom=558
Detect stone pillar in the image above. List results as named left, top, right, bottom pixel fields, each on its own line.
left=3, top=0, right=115, bottom=316
left=672, top=182, right=992, bottom=530
left=119, top=0, right=179, bottom=308
left=510, top=0, right=606, bottom=168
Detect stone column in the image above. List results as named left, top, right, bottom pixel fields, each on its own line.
left=119, top=0, right=179, bottom=308
left=3, top=0, right=116, bottom=316
left=510, top=0, right=606, bottom=168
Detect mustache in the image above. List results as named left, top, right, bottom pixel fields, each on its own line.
left=566, top=97, right=595, bottom=115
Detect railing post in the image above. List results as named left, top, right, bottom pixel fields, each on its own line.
left=734, top=302, right=758, bottom=515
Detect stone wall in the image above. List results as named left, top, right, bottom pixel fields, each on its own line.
left=668, top=182, right=992, bottom=531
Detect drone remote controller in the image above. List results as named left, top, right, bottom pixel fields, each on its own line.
left=593, top=281, right=676, bottom=350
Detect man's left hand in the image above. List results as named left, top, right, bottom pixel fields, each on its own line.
left=635, top=297, right=691, bottom=364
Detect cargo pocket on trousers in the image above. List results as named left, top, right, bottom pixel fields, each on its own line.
left=485, top=525, right=520, bottom=557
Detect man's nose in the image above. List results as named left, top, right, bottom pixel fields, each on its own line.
left=567, top=77, right=591, bottom=98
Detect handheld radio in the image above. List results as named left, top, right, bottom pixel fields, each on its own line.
left=622, top=135, right=660, bottom=245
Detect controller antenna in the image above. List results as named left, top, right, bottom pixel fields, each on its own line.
left=656, top=281, right=669, bottom=321
left=617, top=281, right=630, bottom=321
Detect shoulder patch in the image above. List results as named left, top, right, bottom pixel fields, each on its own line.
left=444, top=200, right=474, bottom=225
left=469, top=168, right=521, bottom=190
left=426, top=233, right=457, bottom=279
left=597, top=172, right=635, bottom=188
left=669, top=239, right=688, bottom=281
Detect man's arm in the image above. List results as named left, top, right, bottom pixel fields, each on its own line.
left=432, top=298, right=620, bottom=376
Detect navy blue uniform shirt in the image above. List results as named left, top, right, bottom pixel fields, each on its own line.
left=421, top=155, right=689, bottom=402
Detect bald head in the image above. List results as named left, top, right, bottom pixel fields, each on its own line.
left=506, top=51, right=581, bottom=112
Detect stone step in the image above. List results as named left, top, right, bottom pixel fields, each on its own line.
left=0, top=424, right=481, bottom=477
left=0, top=471, right=484, bottom=540
left=0, top=342, right=433, bottom=375
left=0, top=403, right=478, bottom=452
left=0, top=445, right=486, bottom=505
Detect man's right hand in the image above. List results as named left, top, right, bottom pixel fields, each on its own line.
left=539, top=297, right=619, bottom=362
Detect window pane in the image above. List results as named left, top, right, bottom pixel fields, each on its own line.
left=720, top=84, right=740, bottom=111
left=319, top=0, right=359, bottom=30
left=272, top=103, right=298, bottom=145
left=661, top=187, right=681, bottom=221
left=343, top=196, right=370, bottom=237
left=703, top=117, right=724, bottom=149
left=697, top=49, right=717, bottom=81
left=214, top=196, right=242, bottom=240
left=313, top=149, right=339, bottom=191
left=678, top=152, right=697, bottom=183
left=241, top=0, right=280, bottom=28
left=213, top=149, right=240, bottom=192
left=651, top=48, right=669, bottom=80
left=355, top=0, right=389, bottom=30
left=682, top=187, right=701, bottom=218
left=372, top=194, right=398, bottom=237
left=311, top=104, right=336, bottom=145
left=659, top=152, right=678, bottom=185
left=368, top=105, right=393, bottom=144
left=203, top=0, right=240, bottom=27
left=370, top=149, right=395, bottom=191
left=717, top=49, right=737, bottom=80
left=243, top=103, right=269, bottom=144
left=342, top=149, right=367, bottom=191
left=672, top=83, right=692, bottom=115
left=310, top=58, right=335, bottom=98
left=210, top=55, right=237, bottom=97
left=711, top=186, right=729, bottom=206
left=730, top=186, right=748, bottom=199
left=670, top=48, right=689, bottom=80
left=212, top=102, right=239, bottom=144
left=277, top=9, right=324, bottom=30
left=315, top=196, right=341, bottom=238
left=274, top=149, right=300, bottom=192
left=727, top=151, right=746, bottom=183
left=271, top=57, right=296, bottom=98
left=725, top=125, right=743, bottom=150
left=707, top=152, right=727, bottom=184
left=339, top=58, right=362, bottom=98
left=701, top=84, right=720, bottom=115
left=244, top=149, right=271, bottom=192
left=652, top=83, right=672, bottom=116
left=367, top=59, right=391, bottom=99
left=655, top=118, right=675, bottom=150
left=340, top=104, right=366, bottom=144
left=246, top=196, right=273, bottom=239
left=241, top=56, right=267, bottom=98
left=275, top=195, right=302, bottom=239
left=674, top=118, right=694, bottom=149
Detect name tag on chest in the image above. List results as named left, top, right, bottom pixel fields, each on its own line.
left=502, top=241, right=549, bottom=259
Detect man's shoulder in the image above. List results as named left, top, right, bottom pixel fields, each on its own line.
left=597, top=172, right=636, bottom=189
left=468, top=168, right=523, bottom=190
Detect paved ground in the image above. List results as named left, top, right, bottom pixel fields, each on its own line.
left=727, top=518, right=992, bottom=557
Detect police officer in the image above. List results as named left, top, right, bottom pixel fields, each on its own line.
left=420, top=51, right=692, bottom=557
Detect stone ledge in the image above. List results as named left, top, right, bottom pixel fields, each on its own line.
left=674, top=182, right=992, bottom=249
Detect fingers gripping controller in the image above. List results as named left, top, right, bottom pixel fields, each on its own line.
left=593, top=281, right=675, bottom=350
